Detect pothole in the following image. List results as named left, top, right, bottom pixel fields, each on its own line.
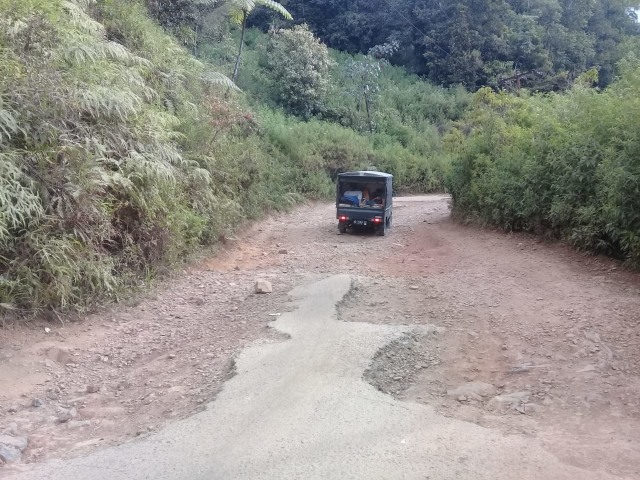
left=364, top=329, right=442, bottom=397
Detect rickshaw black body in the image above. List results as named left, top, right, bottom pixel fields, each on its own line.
left=336, top=171, right=393, bottom=236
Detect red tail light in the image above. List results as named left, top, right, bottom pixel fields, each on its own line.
left=339, top=215, right=349, bottom=222
left=373, top=217, right=383, bottom=223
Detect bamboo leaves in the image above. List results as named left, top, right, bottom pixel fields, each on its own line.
left=447, top=62, right=640, bottom=265
left=0, top=158, right=45, bottom=248
left=0, top=105, right=20, bottom=143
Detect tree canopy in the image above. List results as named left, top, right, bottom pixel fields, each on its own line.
left=249, top=0, right=640, bottom=89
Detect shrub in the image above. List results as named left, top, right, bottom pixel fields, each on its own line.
left=447, top=64, right=640, bottom=265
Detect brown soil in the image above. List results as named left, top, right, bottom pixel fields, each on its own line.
left=1, top=195, right=639, bottom=478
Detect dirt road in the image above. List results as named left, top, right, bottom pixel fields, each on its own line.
left=1, top=196, right=639, bottom=478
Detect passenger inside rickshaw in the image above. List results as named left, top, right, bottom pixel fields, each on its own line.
left=338, top=182, right=386, bottom=208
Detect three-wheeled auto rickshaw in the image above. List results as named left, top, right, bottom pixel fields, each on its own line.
left=336, top=171, right=393, bottom=236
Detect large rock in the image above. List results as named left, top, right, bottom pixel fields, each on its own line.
left=0, top=434, right=27, bottom=450
left=0, top=444, right=21, bottom=464
left=86, top=384, right=100, bottom=394
left=255, top=279, right=273, bottom=294
left=446, top=382, right=496, bottom=398
left=515, top=403, right=536, bottom=415
left=56, top=407, right=78, bottom=423
left=0, top=434, right=28, bottom=464
left=487, top=391, right=531, bottom=411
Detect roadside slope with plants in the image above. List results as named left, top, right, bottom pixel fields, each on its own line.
left=0, top=0, right=305, bottom=315
left=0, top=0, right=268, bottom=312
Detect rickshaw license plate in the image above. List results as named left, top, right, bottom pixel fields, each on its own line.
left=354, top=220, right=367, bottom=225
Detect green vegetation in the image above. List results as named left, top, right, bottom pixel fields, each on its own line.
left=446, top=63, right=640, bottom=265
left=0, top=0, right=303, bottom=315
left=0, top=0, right=465, bottom=315
left=258, top=0, right=640, bottom=90
left=2, top=0, right=639, bottom=316
left=0, top=0, right=229, bottom=313
left=264, top=24, right=333, bottom=118
left=199, top=27, right=470, bottom=192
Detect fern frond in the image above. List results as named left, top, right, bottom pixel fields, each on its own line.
left=75, top=86, right=142, bottom=121
left=229, top=0, right=291, bottom=23
left=232, top=0, right=256, bottom=12
left=101, top=41, right=153, bottom=68
left=159, top=71, right=188, bottom=89
left=147, top=111, right=181, bottom=130
left=62, top=1, right=105, bottom=37
left=255, top=0, right=292, bottom=20
left=64, top=43, right=99, bottom=64
left=145, top=144, right=185, bottom=167
left=202, top=71, right=240, bottom=91
left=125, top=152, right=176, bottom=184
left=118, top=70, right=158, bottom=101
left=229, top=7, right=248, bottom=24
left=69, top=0, right=97, bottom=8
left=189, top=167, right=212, bottom=186
left=97, top=168, right=135, bottom=193
left=65, top=40, right=152, bottom=68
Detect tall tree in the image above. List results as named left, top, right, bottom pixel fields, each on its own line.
left=230, top=0, right=292, bottom=82
left=345, top=57, right=384, bottom=133
left=264, top=25, right=334, bottom=117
